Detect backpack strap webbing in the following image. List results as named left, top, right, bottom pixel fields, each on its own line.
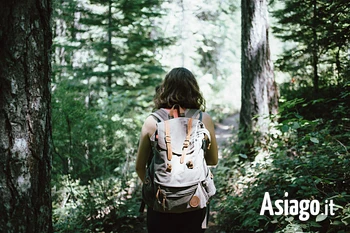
left=185, top=109, right=202, bottom=121
left=164, top=120, right=172, bottom=161
left=151, top=108, right=203, bottom=121
left=151, top=108, right=169, bottom=122
left=140, top=109, right=169, bottom=214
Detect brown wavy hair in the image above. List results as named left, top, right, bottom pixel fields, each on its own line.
left=154, top=67, right=206, bottom=111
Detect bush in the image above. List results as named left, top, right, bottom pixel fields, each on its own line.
left=52, top=173, right=142, bottom=233
left=215, top=85, right=350, bottom=233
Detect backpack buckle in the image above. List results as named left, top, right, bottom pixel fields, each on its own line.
left=186, top=160, right=194, bottom=169
left=165, top=135, right=171, bottom=143
left=183, top=139, right=190, bottom=148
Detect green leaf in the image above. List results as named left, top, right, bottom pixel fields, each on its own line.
left=292, top=122, right=300, bottom=129
left=271, top=219, right=279, bottom=224
left=281, top=125, right=289, bottom=132
left=248, top=138, right=254, bottom=145
left=331, top=220, right=343, bottom=226
left=316, top=214, right=327, bottom=222
left=310, top=137, right=319, bottom=144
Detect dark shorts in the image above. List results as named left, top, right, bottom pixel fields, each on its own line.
left=147, top=207, right=208, bottom=233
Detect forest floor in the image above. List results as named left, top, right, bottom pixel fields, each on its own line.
left=114, top=113, right=240, bottom=233
left=214, top=113, right=240, bottom=153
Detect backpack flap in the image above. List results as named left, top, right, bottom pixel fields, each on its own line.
left=157, top=118, right=210, bottom=154
left=156, top=118, right=200, bottom=156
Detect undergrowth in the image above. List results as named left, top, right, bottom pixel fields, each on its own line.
left=52, top=173, right=145, bottom=233
left=214, top=83, right=350, bottom=233
left=51, top=83, right=349, bottom=233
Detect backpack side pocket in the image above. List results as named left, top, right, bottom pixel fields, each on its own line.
left=201, top=169, right=216, bottom=198
left=142, top=168, right=156, bottom=208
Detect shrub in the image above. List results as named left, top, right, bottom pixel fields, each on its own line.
left=215, top=85, right=350, bottom=232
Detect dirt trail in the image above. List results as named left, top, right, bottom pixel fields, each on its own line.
left=215, top=113, right=240, bottom=151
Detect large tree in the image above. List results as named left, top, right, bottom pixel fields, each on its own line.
left=240, top=0, right=278, bottom=148
left=0, top=0, right=53, bottom=232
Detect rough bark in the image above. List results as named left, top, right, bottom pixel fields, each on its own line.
left=240, top=0, right=278, bottom=138
left=0, top=0, right=53, bottom=232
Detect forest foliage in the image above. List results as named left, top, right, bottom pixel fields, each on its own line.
left=50, top=0, right=349, bottom=232
left=216, top=84, right=350, bottom=232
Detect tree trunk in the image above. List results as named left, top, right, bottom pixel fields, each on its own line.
left=240, top=0, right=278, bottom=142
left=0, top=1, right=53, bottom=232
left=107, top=0, right=113, bottom=97
left=312, top=0, right=319, bottom=92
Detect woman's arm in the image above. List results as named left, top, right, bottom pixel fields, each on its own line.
left=135, top=115, right=156, bottom=183
left=201, top=112, right=219, bottom=166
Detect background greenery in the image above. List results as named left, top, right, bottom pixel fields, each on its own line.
left=51, top=0, right=349, bottom=232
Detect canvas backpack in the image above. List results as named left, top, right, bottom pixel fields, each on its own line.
left=142, top=105, right=216, bottom=215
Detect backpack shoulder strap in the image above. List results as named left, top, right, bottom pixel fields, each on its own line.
left=151, top=108, right=169, bottom=122
left=185, top=109, right=202, bottom=121
left=151, top=108, right=203, bottom=121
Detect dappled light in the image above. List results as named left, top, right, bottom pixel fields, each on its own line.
left=1, top=0, right=349, bottom=232
left=49, top=0, right=350, bottom=232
